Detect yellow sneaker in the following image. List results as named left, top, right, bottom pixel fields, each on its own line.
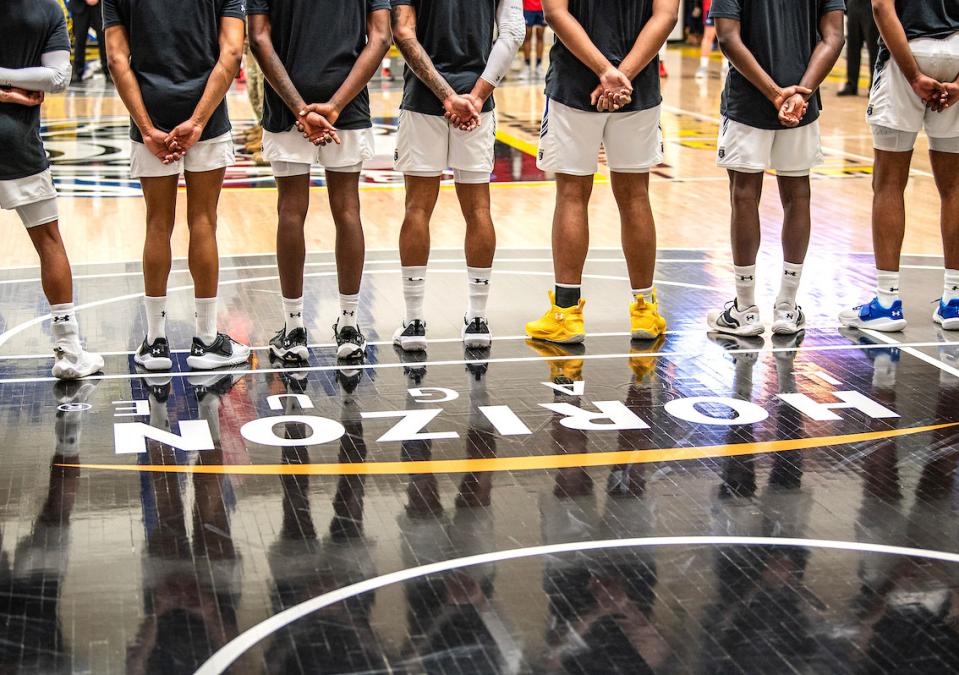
left=630, top=291, right=667, bottom=340
left=526, top=291, right=586, bottom=344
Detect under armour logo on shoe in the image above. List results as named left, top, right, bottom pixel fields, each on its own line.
left=152, top=347, right=163, bottom=356
left=746, top=314, right=757, bottom=322
left=52, top=314, right=72, bottom=324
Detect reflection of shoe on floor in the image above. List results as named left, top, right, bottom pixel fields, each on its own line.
left=394, top=344, right=428, bottom=385
left=629, top=334, right=665, bottom=382
left=466, top=351, right=490, bottom=381
left=336, top=367, right=362, bottom=394
left=52, top=345, right=105, bottom=380
left=526, top=339, right=585, bottom=385
left=772, top=332, right=805, bottom=393
left=526, top=291, right=586, bottom=344
left=187, top=372, right=240, bottom=396
left=54, top=379, right=100, bottom=406
left=142, top=375, right=173, bottom=403
left=708, top=333, right=764, bottom=367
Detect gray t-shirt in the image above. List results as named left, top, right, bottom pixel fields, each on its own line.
left=545, top=0, right=661, bottom=113
left=878, top=0, right=959, bottom=67
left=711, top=0, right=846, bottom=130
left=391, top=0, right=498, bottom=117
left=0, top=0, right=70, bottom=181
left=247, top=0, right=390, bottom=132
left=103, top=0, right=246, bottom=143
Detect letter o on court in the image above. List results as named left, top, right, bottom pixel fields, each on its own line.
left=664, top=397, right=769, bottom=426
left=241, top=415, right=346, bottom=447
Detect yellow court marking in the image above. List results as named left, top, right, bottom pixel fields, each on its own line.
left=60, top=422, right=959, bottom=476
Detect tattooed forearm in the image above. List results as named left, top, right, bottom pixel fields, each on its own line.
left=394, top=36, right=455, bottom=102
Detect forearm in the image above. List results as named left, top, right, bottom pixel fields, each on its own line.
left=543, top=8, right=611, bottom=76
left=190, top=54, right=241, bottom=127
left=619, top=4, right=678, bottom=79
left=0, top=51, right=71, bottom=93
left=394, top=36, right=455, bottom=102
left=873, top=0, right=921, bottom=81
left=717, top=26, right=780, bottom=102
left=798, top=17, right=845, bottom=96
left=479, top=0, right=524, bottom=87
left=250, top=38, right=308, bottom=114
left=108, top=50, right=155, bottom=132
left=329, top=15, right=391, bottom=114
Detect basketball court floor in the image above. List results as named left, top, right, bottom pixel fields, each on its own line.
left=2, top=48, right=959, bottom=673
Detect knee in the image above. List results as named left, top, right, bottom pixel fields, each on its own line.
left=780, top=181, right=811, bottom=209
left=730, top=180, right=761, bottom=209
left=277, top=203, right=308, bottom=229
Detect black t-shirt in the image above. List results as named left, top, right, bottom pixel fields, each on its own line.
left=103, top=0, right=246, bottom=143
left=711, top=0, right=846, bottom=130
left=545, top=0, right=661, bottom=113
left=878, top=0, right=959, bottom=67
left=247, top=0, right=390, bottom=132
left=0, top=0, right=70, bottom=181
left=392, top=0, right=498, bottom=116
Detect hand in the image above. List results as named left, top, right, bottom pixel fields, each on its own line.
left=931, top=80, right=959, bottom=112
left=301, top=102, right=340, bottom=128
left=0, top=87, right=44, bottom=107
left=296, top=109, right=340, bottom=146
left=590, top=83, right=633, bottom=112
left=772, top=85, right=812, bottom=112
left=142, top=127, right=183, bottom=164
left=166, top=118, right=204, bottom=153
left=778, top=93, right=808, bottom=127
left=443, top=94, right=480, bottom=131
left=909, top=72, right=943, bottom=106
left=446, top=93, right=485, bottom=130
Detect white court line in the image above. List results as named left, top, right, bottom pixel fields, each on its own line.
left=861, top=328, right=959, bottom=379
left=1, top=338, right=955, bottom=386
left=194, top=535, right=959, bottom=675
left=0, top=269, right=719, bottom=352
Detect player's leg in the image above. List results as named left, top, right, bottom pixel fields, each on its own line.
left=9, top=187, right=104, bottom=378
left=327, top=168, right=369, bottom=358
left=521, top=22, right=533, bottom=80
left=393, top=111, right=448, bottom=351
left=271, top=170, right=311, bottom=362
left=929, top=146, right=959, bottom=329
left=183, top=167, right=251, bottom=369
left=697, top=25, right=715, bottom=79
left=137, top=175, right=179, bottom=370
left=534, top=25, right=546, bottom=78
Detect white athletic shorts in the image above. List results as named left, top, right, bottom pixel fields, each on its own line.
left=130, top=132, right=235, bottom=178
left=867, top=33, right=959, bottom=152
left=0, top=169, right=58, bottom=228
left=263, top=127, right=375, bottom=176
left=394, top=110, right=496, bottom=183
left=537, top=99, right=664, bottom=176
left=716, top=117, right=823, bottom=176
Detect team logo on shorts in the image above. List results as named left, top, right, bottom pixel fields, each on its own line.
left=866, top=105, right=873, bottom=117
left=718, top=148, right=726, bottom=159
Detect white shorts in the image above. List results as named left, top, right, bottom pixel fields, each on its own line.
left=394, top=110, right=496, bottom=183
left=0, top=169, right=59, bottom=228
left=867, top=33, right=959, bottom=150
left=130, top=132, right=235, bottom=178
left=716, top=117, right=823, bottom=177
left=263, top=127, right=375, bottom=176
left=536, top=99, right=663, bottom=176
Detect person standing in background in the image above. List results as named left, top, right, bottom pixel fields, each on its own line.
left=838, top=0, right=879, bottom=96
left=522, top=0, right=547, bottom=80
left=69, top=0, right=110, bottom=85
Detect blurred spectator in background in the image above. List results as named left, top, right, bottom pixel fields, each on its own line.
left=69, top=0, right=109, bottom=84
left=838, top=0, right=878, bottom=96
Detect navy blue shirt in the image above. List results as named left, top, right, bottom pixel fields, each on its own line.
left=878, top=0, right=959, bottom=67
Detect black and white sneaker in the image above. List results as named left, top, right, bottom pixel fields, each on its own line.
left=392, top=320, right=428, bottom=352
left=134, top=336, right=173, bottom=372
left=335, top=322, right=367, bottom=360
left=270, top=325, right=309, bottom=363
left=186, top=333, right=251, bottom=370
left=706, top=300, right=764, bottom=337
left=462, top=316, right=492, bottom=349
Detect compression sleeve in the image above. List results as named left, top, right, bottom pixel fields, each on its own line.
left=0, top=51, right=72, bottom=94
left=480, top=0, right=525, bottom=87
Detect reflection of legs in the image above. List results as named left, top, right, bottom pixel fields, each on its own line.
left=185, top=169, right=226, bottom=343
left=930, top=150, right=959, bottom=307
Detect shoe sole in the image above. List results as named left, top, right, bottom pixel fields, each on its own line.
left=463, top=334, right=493, bottom=349
left=706, top=320, right=764, bottom=337
left=934, top=313, right=959, bottom=331
left=52, top=356, right=105, bottom=380
left=841, top=317, right=907, bottom=332
left=630, top=329, right=664, bottom=341
left=187, top=353, right=251, bottom=371
left=527, top=333, right=585, bottom=345
left=771, top=321, right=806, bottom=336
left=134, top=355, right=173, bottom=372
left=270, top=344, right=309, bottom=363
left=337, top=340, right=367, bottom=359
left=394, top=336, right=428, bottom=352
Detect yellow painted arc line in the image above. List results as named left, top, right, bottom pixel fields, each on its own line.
left=58, top=422, right=959, bottom=476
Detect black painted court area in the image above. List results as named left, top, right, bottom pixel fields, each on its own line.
left=1, top=251, right=959, bottom=673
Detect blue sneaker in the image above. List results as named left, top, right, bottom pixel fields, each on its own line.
left=933, top=297, right=959, bottom=330
left=839, top=297, right=906, bottom=332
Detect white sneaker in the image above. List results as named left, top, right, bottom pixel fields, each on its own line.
left=695, top=66, right=709, bottom=80
left=52, top=345, right=104, bottom=379
left=393, top=320, right=428, bottom=352
left=707, top=300, right=764, bottom=337
left=519, top=66, right=531, bottom=81
left=771, top=302, right=806, bottom=335
left=462, top=316, right=492, bottom=349
left=534, top=65, right=544, bottom=80
left=186, top=333, right=251, bottom=370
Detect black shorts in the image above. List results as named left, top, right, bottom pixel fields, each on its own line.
left=524, top=10, right=545, bottom=27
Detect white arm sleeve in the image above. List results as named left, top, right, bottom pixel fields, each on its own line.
left=0, top=51, right=72, bottom=94
left=480, top=0, right=525, bottom=87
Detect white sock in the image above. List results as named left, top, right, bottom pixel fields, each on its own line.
left=402, top=265, right=427, bottom=324
left=876, top=270, right=901, bottom=308
left=775, top=261, right=804, bottom=307
left=283, top=296, right=304, bottom=330
left=632, top=287, right=654, bottom=304
left=466, top=266, right=492, bottom=321
left=734, top=265, right=757, bottom=308
left=194, top=297, right=218, bottom=345
left=50, top=302, right=81, bottom=351
left=144, top=295, right=167, bottom=343
left=945, top=269, right=959, bottom=303
left=699, top=56, right=709, bottom=68
left=339, top=293, right=359, bottom=329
